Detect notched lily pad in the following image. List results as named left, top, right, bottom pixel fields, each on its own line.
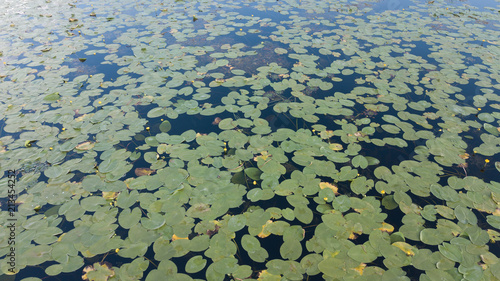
left=244, top=167, right=262, bottom=180
left=43, top=92, right=60, bottom=101
left=185, top=256, right=207, bottom=273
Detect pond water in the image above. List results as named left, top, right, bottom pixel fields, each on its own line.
left=1, top=0, right=500, bottom=280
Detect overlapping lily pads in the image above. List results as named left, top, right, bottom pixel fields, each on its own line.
left=1, top=0, right=500, bottom=280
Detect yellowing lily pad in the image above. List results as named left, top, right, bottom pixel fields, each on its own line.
left=75, top=141, right=95, bottom=151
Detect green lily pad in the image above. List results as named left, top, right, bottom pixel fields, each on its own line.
left=185, top=256, right=207, bottom=273
left=439, top=242, right=462, bottom=263
left=347, top=243, right=379, bottom=263
left=43, top=92, right=60, bottom=101
left=318, top=257, right=346, bottom=279
left=228, top=215, right=247, bottom=232
left=141, top=212, right=166, bottom=230
left=45, top=264, right=64, bottom=276
left=148, top=107, right=166, bottom=118
left=119, top=207, right=142, bottom=229
left=244, top=167, right=262, bottom=181
left=280, top=240, right=302, bottom=260
left=351, top=155, right=368, bottom=168
left=218, top=118, right=237, bottom=130
left=159, top=120, right=172, bottom=133
left=21, top=245, right=52, bottom=266
left=294, top=205, right=313, bottom=224
left=241, top=234, right=268, bottom=263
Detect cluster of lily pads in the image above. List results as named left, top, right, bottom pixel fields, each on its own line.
left=1, top=0, right=500, bottom=280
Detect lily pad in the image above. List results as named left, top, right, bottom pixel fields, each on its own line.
left=159, top=120, right=172, bottom=133
left=185, top=256, right=207, bottom=273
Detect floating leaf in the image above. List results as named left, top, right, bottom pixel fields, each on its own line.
left=212, top=257, right=238, bottom=275
left=319, top=182, right=338, bottom=194
left=82, top=262, right=115, bottom=281
left=347, top=243, right=378, bottom=263
left=280, top=239, right=302, bottom=261
left=147, top=107, right=166, bottom=118
left=4, top=3, right=500, bottom=280
left=318, top=257, right=345, bottom=278
left=135, top=168, right=154, bottom=176
left=21, top=245, right=52, bottom=266
left=75, top=141, right=95, bottom=151
left=45, top=264, right=63, bottom=276
left=44, top=165, right=66, bottom=178
left=185, top=256, right=207, bottom=273
left=118, top=242, right=148, bottom=259
left=241, top=235, right=268, bottom=263
left=244, top=167, right=262, bottom=181
left=439, top=243, right=462, bottom=263
left=420, top=228, right=444, bottom=245
left=141, top=212, right=166, bottom=230
left=218, top=118, right=237, bottom=130
left=274, top=48, right=288, bottom=54
left=392, top=242, right=415, bottom=256
left=294, top=205, right=313, bottom=224
left=454, top=205, right=477, bottom=225
left=350, top=176, right=374, bottom=195
left=228, top=215, right=247, bottom=232
left=43, top=92, right=60, bottom=101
